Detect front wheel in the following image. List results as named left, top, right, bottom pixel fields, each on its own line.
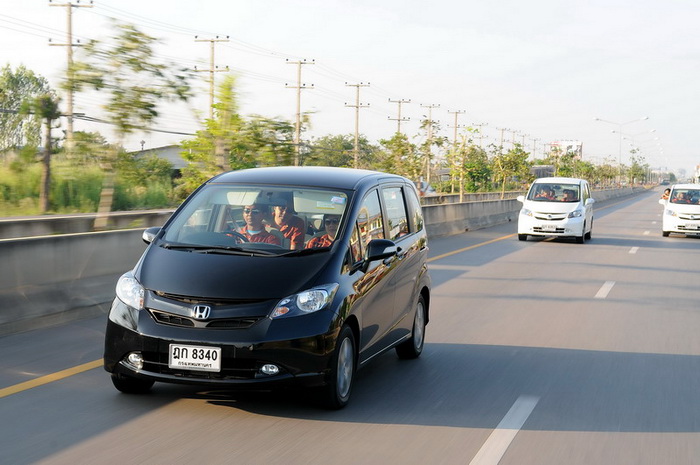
left=396, top=295, right=427, bottom=359
left=320, top=325, right=356, bottom=409
left=662, top=231, right=670, bottom=237
left=518, top=234, right=527, bottom=241
left=111, top=373, right=154, bottom=394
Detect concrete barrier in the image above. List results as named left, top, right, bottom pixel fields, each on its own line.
left=0, top=230, right=147, bottom=336
left=0, top=186, right=648, bottom=335
left=0, top=210, right=174, bottom=239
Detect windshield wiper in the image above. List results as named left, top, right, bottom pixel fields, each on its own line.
left=279, top=247, right=330, bottom=257
left=161, top=243, right=276, bottom=256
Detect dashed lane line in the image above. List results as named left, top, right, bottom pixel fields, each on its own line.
left=469, top=395, right=540, bottom=465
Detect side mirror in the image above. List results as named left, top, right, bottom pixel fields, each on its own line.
left=585, top=198, right=595, bottom=205
left=142, top=227, right=161, bottom=244
left=658, top=198, right=667, bottom=205
left=516, top=195, right=525, bottom=203
left=364, top=239, right=397, bottom=263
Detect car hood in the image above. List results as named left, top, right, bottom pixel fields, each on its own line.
left=135, top=244, right=330, bottom=300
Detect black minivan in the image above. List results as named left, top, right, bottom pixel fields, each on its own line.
left=104, top=166, right=431, bottom=408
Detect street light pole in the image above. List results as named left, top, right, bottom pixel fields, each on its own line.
left=594, top=116, right=649, bottom=184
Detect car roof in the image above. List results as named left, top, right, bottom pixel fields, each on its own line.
left=670, top=183, right=700, bottom=190
left=208, top=166, right=407, bottom=191
left=531, top=177, right=587, bottom=184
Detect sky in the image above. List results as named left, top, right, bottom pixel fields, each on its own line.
left=1, top=0, right=698, bottom=177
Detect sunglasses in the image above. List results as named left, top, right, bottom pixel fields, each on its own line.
left=325, top=218, right=340, bottom=225
left=243, top=208, right=261, bottom=215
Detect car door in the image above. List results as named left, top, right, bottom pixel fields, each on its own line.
left=351, top=189, right=397, bottom=362
left=380, top=184, right=425, bottom=343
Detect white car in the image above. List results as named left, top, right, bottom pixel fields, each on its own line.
left=659, top=183, right=700, bottom=237
left=517, top=177, right=595, bottom=243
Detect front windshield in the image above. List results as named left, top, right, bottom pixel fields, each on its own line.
left=163, top=184, right=349, bottom=256
left=669, top=188, right=700, bottom=205
left=527, top=183, right=580, bottom=202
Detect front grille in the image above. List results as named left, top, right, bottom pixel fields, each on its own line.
left=154, top=291, right=261, bottom=306
left=533, top=213, right=567, bottom=221
left=149, top=309, right=264, bottom=329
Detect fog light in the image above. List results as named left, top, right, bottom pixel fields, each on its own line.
left=261, top=364, right=280, bottom=376
left=126, top=352, right=144, bottom=370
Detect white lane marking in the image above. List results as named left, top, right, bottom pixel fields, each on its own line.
left=469, top=395, right=539, bottom=465
left=629, top=247, right=639, bottom=254
left=643, top=231, right=650, bottom=235
left=595, top=281, right=616, bottom=299
left=652, top=221, right=657, bottom=225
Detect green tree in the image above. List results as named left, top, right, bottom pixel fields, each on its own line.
left=70, top=21, right=193, bottom=228
left=177, top=75, right=296, bottom=199
left=0, top=65, right=52, bottom=152
left=306, top=134, right=354, bottom=167
left=377, top=132, right=422, bottom=180
left=491, top=143, right=531, bottom=198
left=19, top=94, right=61, bottom=213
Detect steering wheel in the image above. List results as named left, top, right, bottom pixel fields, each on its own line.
left=223, top=231, right=249, bottom=243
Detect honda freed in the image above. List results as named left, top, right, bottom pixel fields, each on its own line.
left=104, top=167, right=431, bottom=409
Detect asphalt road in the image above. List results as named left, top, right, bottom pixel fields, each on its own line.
left=2, top=187, right=700, bottom=465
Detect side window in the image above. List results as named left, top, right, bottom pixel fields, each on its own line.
left=357, top=190, right=384, bottom=248
left=348, top=224, right=362, bottom=265
left=381, top=187, right=409, bottom=240
left=405, top=186, right=424, bottom=232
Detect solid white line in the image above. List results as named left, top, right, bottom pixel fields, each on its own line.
left=469, top=395, right=539, bottom=465
left=629, top=247, right=639, bottom=254
left=595, top=281, right=616, bottom=299
left=643, top=231, right=650, bottom=235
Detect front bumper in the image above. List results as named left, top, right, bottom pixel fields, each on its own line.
left=104, top=299, right=339, bottom=388
left=518, top=213, right=585, bottom=237
left=662, top=216, right=700, bottom=235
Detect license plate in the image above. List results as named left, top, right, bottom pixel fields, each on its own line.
left=169, top=344, right=221, bottom=372
left=541, top=224, right=557, bottom=231
left=684, top=224, right=699, bottom=230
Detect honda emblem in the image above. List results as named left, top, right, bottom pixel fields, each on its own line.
left=191, top=305, right=211, bottom=320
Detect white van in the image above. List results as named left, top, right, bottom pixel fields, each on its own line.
left=658, top=183, right=700, bottom=237
left=517, top=177, right=595, bottom=243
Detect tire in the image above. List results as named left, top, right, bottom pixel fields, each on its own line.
left=585, top=221, right=592, bottom=240
left=518, top=234, right=527, bottom=241
left=320, top=325, right=356, bottom=409
left=576, top=223, right=586, bottom=244
left=662, top=231, right=670, bottom=237
left=396, top=295, right=427, bottom=360
left=111, top=373, right=154, bottom=394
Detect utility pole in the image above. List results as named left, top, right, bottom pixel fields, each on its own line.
left=49, top=0, right=93, bottom=152
left=388, top=98, right=410, bottom=134
left=194, top=35, right=229, bottom=120
left=345, top=82, right=370, bottom=168
left=530, top=137, right=541, bottom=159
left=420, top=103, right=440, bottom=186
left=286, top=59, right=314, bottom=166
left=472, top=122, right=488, bottom=148
left=447, top=110, right=465, bottom=194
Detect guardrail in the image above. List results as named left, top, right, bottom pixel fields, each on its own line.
left=0, top=186, right=647, bottom=336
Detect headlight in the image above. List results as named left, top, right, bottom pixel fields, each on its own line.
left=271, top=283, right=339, bottom=319
left=568, top=209, right=583, bottom=218
left=115, top=272, right=144, bottom=310
left=665, top=209, right=677, bottom=217
left=520, top=208, right=532, bottom=217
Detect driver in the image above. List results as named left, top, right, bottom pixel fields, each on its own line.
left=240, top=203, right=281, bottom=245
